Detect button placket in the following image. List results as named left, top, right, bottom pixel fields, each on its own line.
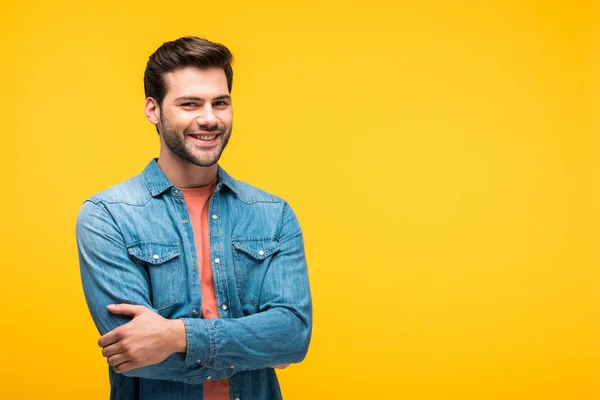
left=209, top=196, right=229, bottom=327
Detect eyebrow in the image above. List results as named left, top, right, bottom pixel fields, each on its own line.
left=173, top=95, right=232, bottom=102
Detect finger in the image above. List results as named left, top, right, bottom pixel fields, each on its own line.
left=101, top=341, right=122, bottom=358
left=107, top=353, right=129, bottom=367
left=98, top=329, right=121, bottom=348
left=106, top=303, right=148, bottom=317
left=113, top=361, right=137, bottom=374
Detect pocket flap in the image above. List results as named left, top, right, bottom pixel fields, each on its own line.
left=127, top=241, right=180, bottom=265
left=231, top=238, right=280, bottom=260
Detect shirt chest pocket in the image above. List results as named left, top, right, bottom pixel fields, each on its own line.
left=127, top=241, right=180, bottom=313
left=232, top=238, right=280, bottom=308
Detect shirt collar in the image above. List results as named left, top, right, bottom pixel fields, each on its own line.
left=142, top=159, right=240, bottom=197
left=216, top=164, right=240, bottom=196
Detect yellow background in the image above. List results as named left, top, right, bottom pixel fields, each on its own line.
left=1, top=0, right=598, bottom=399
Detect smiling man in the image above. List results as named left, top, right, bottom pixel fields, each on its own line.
left=76, top=36, right=312, bottom=400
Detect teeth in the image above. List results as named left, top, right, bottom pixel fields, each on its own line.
left=190, top=134, right=217, bottom=140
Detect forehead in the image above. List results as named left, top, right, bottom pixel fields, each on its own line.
left=162, top=66, right=229, bottom=100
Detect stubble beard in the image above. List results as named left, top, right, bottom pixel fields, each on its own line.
left=159, top=115, right=232, bottom=168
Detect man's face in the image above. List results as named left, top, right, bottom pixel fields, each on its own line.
left=156, top=66, right=233, bottom=167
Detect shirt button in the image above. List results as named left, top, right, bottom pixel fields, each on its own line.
left=214, top=258, right=220, bottom=264
left=192, top=262, right=197, bottom=269
left=173, top=189, right=179, bottom=195
left=258, top=250, right=265, bottom=256
left=221, top=304, right=228, bottom=311
left=230, top=365, right=235, bottom=369
left=192, top=309, right=198, bottom=315
left=153, top=254, right=159, bottom=260
left=212, top=215, right=218, bottom=220
left=182, top=219, right=188, bottom=224
left=196, top=360, right=202, bottom=364
left=235, top=397, right=240, bottom=400
left=206, top=376, right=212, bottom=380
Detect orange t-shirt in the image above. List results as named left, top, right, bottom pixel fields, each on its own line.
left=181, top=182, right=230, bottom=400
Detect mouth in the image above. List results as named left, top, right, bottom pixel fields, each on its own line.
left=187, top=132, right=220, bottom=146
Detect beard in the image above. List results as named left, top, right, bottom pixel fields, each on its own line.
left=159, top=114, right=232, bottom=167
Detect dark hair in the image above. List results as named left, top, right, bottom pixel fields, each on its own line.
left=144, top=36, right=233, bottom=107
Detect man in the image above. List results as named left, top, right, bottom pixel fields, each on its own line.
left=76, top=36, right=312, bottom=400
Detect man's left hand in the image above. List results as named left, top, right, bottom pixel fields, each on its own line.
left=99, top=304, right=186, bottom=374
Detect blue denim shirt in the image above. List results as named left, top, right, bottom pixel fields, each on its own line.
left=76, top=160, right=312, bottom=400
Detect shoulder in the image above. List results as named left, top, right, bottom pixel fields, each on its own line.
left=85, top=173, right=151, bottom=207
left=218, top=166, right=286, bottom=205
left=231, top=179, right=286, bottom=205
left=221, top=173, right=303, bottom=237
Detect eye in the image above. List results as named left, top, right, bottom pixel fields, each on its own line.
left=181, top=102, right=198, bottom=108
left=213, top=101, right=230, bottom=108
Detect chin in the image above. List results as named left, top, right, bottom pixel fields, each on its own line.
left=191, top=155, right=221, bottom=167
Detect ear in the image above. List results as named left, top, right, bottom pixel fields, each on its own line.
left=145, top=97, right=161, bottom=125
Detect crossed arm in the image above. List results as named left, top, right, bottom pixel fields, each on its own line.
left=76, top=200, right=312, bottom=382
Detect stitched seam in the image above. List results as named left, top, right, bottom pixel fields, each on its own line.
left=91, top=196, right=153, bottom=207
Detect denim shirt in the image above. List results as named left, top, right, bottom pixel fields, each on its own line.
left=76, top=160, right=312, bottom=400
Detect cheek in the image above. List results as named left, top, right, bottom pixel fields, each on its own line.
left=164, top=115, right=196, bottom=131
left=220, top=112, right=233, bottom=127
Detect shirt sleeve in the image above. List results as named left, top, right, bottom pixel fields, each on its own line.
left=76, top=200, right=228, bottom=383
left=182, top=202, right=313, bottom=371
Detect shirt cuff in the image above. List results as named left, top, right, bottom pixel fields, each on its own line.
left=182, top=318, right=216, bottom=367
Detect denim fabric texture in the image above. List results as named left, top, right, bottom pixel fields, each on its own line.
left=76, top=159, right=312, bottom=400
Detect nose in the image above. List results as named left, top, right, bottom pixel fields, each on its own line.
left=197, top=103, right=218, bottom=129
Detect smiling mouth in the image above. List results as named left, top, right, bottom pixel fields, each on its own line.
left=188, top=133, right=219, bottom=141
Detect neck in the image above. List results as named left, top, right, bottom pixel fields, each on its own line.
left=157, top=152, right=218, bottom=188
